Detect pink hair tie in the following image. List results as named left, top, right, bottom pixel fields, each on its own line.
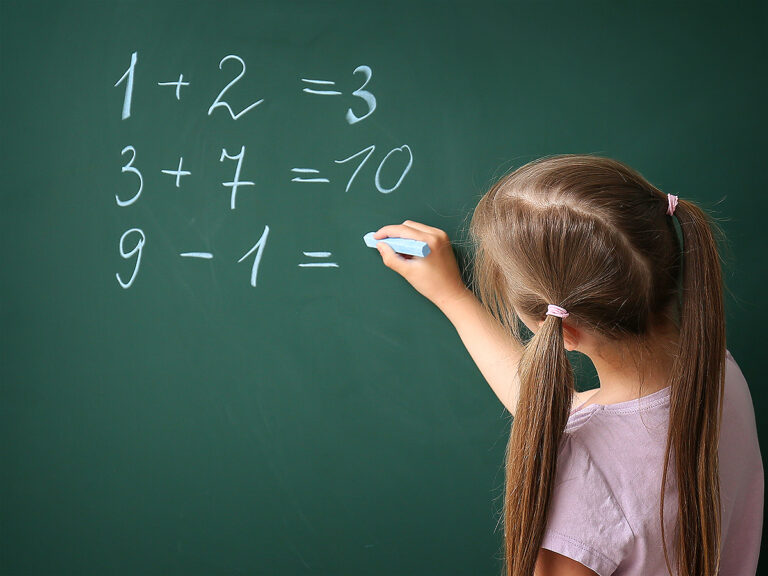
left=667, top=193, right=679, bottom=215
left=546, top=304, right=569, bottom=318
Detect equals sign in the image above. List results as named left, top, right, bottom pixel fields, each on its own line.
left=299, top=251, right=338, bottom=268
left=301, top=78, right=342, bottom=95
left=291, top=168, right=329, bottom=183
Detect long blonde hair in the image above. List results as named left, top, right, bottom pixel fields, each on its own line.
left=467, top=154, right=726, bottom=576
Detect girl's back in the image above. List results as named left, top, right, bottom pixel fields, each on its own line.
left=372, top=154, right=764, bottom=574
left=540, top=349, right=763, bottom=575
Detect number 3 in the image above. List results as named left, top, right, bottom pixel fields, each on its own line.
left=346, top=65, right=376, bottom=125
left=117, top=145, right=143, bottom=207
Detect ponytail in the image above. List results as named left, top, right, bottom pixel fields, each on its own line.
left=468, top=154, right=728, bottom=576
left=502, top=311, right=574, bottom=576
left=660, top=197, right=726, bottom=575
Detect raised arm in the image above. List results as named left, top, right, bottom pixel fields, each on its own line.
left=438, top=287, right=524, bottom=415
left=372, top=221, right=524, bottom=416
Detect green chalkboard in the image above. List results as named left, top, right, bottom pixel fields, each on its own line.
left=2, top=1, right=765, bottom=574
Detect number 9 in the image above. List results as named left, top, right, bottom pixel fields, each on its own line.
left=116, top=228, right=146, bottom=289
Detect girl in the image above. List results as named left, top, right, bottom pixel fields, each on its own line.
left=372, top=155, right=763, bottom=576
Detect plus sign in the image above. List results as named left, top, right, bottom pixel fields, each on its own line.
left=161, top=157, right=191, bottom=188
left=157, top=74, right=189, bottom=100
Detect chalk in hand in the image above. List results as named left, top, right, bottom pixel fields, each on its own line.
left=363, top=232, right=431, bottom=257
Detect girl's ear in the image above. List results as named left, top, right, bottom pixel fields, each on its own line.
left=537, top=319, right=580, bottom=352
left=562, top=323, right=580, bottom=351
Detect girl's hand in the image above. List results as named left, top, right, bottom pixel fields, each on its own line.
left=373, top=220, right=470, bottom=312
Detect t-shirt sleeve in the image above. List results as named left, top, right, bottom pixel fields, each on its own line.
left=540, top=435, right=635, bottom=576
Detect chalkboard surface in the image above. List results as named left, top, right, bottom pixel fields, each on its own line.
left=2, top=1, right=765, bottom=574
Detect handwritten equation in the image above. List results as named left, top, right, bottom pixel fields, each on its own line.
left=113, top=51, right=413, bottom=289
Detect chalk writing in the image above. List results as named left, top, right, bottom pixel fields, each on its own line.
left=335, top=144, right=412, bottom=193
left=161, top=157, right=191, bottom=188
left=117, top=145, right=143, bottom=206
left=301, top=65, right=377, bottom=124
left=346, top=65, right=376, bottom=125
left=299, top=251, right=339, bottom=268
left=291, top=167, right=329, bottom=184
left=301, top=78, right=342, bottom=96
left=220, top=146, right=255, bottom=210
left=114, top=51, right=137, bottom=120
left=157, top=74, right=189, bottom=100
left=116, top=228, right=145, bottom=289
left=113, top=53, right=413, bottom=289
left=238, top=225, right=270, bottom=287
left=208, top=55, right=264, bottom=120
left=180, top=252, right=213, bottom=259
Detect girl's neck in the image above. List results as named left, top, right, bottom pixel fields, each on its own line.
left=584, top=319, right=680, bottom=406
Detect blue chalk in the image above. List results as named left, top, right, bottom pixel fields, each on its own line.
left=363, top=232, right=431, bottom=257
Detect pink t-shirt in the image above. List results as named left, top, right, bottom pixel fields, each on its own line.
left=540, top=349, right=764, bottom=575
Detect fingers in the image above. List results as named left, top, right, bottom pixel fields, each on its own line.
left=376, top=238, right=409, bottom=272
left=374, top=221, right=449, bottom=244
left=399, top=220, right=448, bottom=238
left=373, top=224, right=432, bottom=244
left=399, top=220, right=432, bottom=233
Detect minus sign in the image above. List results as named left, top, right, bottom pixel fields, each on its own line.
left=180, top=252, right=213, bottom=259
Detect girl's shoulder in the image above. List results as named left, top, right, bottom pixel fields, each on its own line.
left=571, top=388, right=600, bottom=413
